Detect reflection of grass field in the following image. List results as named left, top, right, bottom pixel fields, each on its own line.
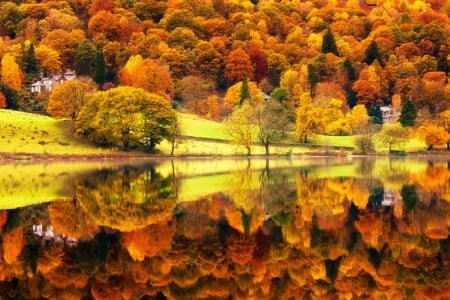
left=0, top=161, right=122, bottom=209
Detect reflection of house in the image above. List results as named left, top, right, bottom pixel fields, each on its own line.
left=32, top=223, right=78, bottom=246
left=382, top=188, right=402, bottom=206
left=380, top=106, right=399, bottom=124
left=29, top=70, right=77, bottom=93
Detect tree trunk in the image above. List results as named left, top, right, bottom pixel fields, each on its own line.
left=171, top=138, right=175, bottom=155
left=246, top=146, right=251, bottom=156
left=264, top=143, right=269, bottom=155
left=122, top=130, right=129, bottom=150
left=447, top=140, right=449, bottom=150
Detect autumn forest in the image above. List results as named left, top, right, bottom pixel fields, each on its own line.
left=1, top=0, right=450, bottom=153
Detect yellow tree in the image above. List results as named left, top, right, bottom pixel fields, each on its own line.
left=224, top=103, right=257, bottom=155
left=345, top=104, right=369, bottom=134
left=206, top=94, right=220, bottom=120
left=295, top=93, right=321, bottom=143
left=280, top=69, right=300, bottom=99
left=376, top=123, right=409, bottom=152
left=224, top=80, right=263, bottom=113
left=0, top=53, right=22, bottom=91
left=47, top=79, right=94, bottom=124
left=320, top=98, right=348, bottom=135
left=437, top=109, right=450, bottom=149
left=35, top=44, right=62, bottom=74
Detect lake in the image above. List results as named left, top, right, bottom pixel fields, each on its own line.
left=0, top=157, right=449, bottom=299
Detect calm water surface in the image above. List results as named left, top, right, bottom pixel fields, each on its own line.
left=0, top=157, right=449, bottom=299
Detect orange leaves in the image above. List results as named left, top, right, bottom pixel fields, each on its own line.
left=48, top=200, right=98, bottom=239
left=88, top=10, right=120, bottom=41
left=0, top=54, right=22, bottom=91
left=0, top=92, right=6, bottom=109
left=121, top=220, right=176, bottom=261
left=2, top=226, right=25, bottom=264
left=416, top=121, right=449, bottom=149
left=119, top=54, right=174, bottom=100
left=224, top=48, right=254, bottom=85
left=47, top=79, right=94, bottom=122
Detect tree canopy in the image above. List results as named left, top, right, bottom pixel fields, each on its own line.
left=75, top=86, right=176, bottom=152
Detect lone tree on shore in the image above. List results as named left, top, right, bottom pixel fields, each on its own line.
left=376, top=122, right=408, bottom=152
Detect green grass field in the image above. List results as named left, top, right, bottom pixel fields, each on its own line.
left=0, top=110, right=430, bottom=157
left=0, top=109, right=114, bottom=155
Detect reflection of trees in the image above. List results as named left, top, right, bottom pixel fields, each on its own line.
left=75, top=163, right=178, bottom=232
left=48, top=200, right=98, bottom=239
left=259, top=160, right=297, bottom=226
left=1, top=160, right=450, bottom=299
left=121, top=218, right=176, bottom=261
left=226, top=161, right=265, bottom=235
left=2, top=226, right=24, bottom=264
left=409, top=162, right=450, bottom=203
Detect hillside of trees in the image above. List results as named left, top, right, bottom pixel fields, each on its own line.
left=1, top=0, right=450, bottom=152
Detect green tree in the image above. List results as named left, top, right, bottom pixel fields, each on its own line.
left=321, top=30, right=339, bottom=56
left=364, top=40, right=384, bottom=67
left=75, top=86, right=176, bottom=152
left=399, top=100, right=417, bottom=127
left=94, top=50, right=106, bottom=86
left=0, top=83, right=19, bottom=109
left=25, top=43, right=39, bottom=75
left=401, top=184, right=419, bottom=211
left=307, top=64, right=320, bottom=97
left=343, top=58, right=357, bottom=82
left=376, top=123, right=408, bottom=152
left=270, top=88, right=290, bottom=103
left=239, top=78, right=250, bottom=106
left=74, top=40, right=97, bottom=76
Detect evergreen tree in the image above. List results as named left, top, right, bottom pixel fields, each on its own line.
left=270, top=87, right=289, bottom=102
left=307, top=64, right=320, bottom=97
left=0, top=83, right=19, bottom=110
left=74, top=41, right=97, bottom=76
left=399, top=100, right=417, bottom=127
left=25, top=43, right=38, bottom=74
left=364, top=40, right=384, bottom=67
left=239, top=78, right=250, bottom=106
left=368, top=105, right=382, bottom=124
left=346, top=89, right=357, bottom=108
left=343, top=58, right=357, bottom=81
left=321, top=30, right=339, bottom=56
left=94, top=50, right=106, bottom=86
left=437, top=56, right=449, bottom=75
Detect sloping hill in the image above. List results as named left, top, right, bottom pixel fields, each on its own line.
left=0, top=109, right=111, bottom=155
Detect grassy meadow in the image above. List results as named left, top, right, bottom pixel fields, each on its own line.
left=0, top=109, right=430, bottom=157
left=0, top=109, right=115, bottom=155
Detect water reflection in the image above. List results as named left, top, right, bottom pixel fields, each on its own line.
left=0, top=158, right=449, bottom=299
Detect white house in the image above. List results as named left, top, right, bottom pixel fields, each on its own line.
left=29, top=70, right=77, bottom=93
left=380, top=106, right=399, bottom=124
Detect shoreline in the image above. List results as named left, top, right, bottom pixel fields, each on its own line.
left=1, top=150, right=450, bottom=162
